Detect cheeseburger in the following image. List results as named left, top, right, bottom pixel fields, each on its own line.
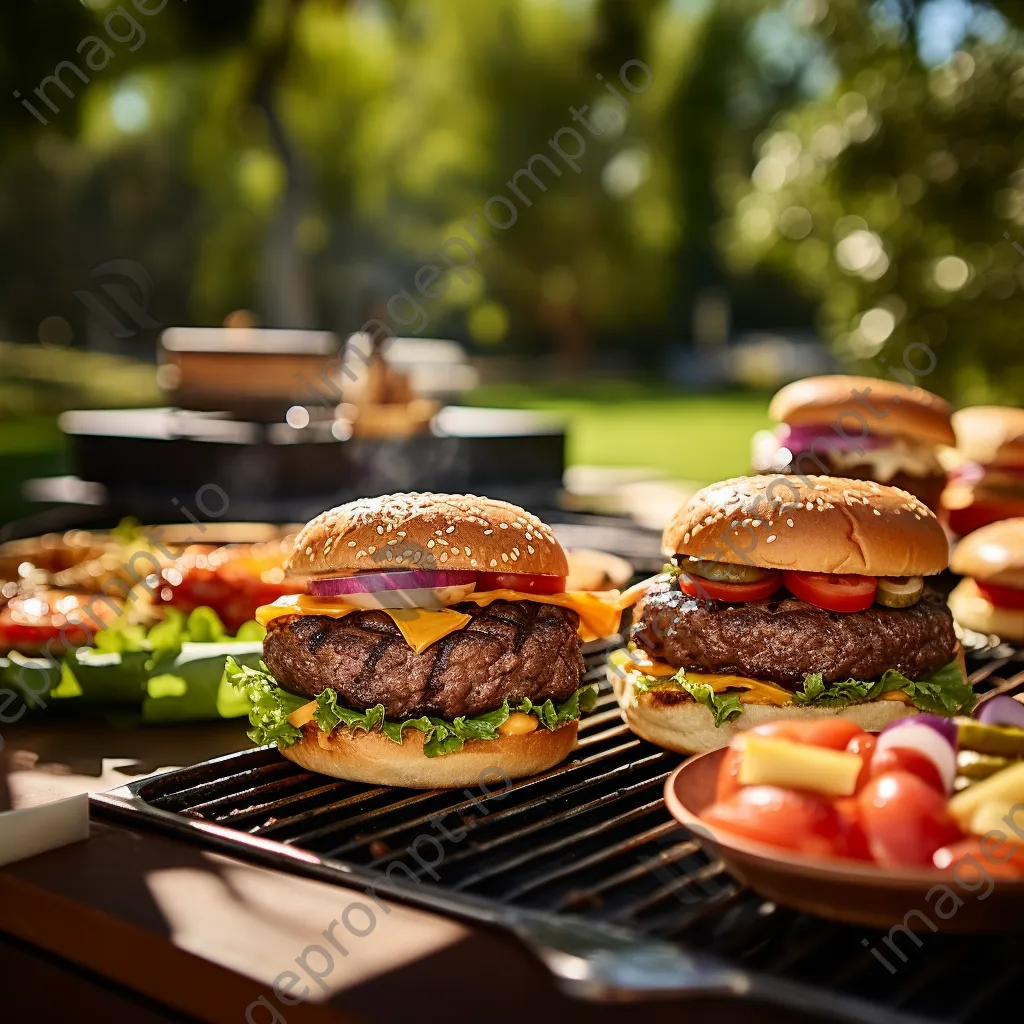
left=227, top=493, right=622, bottom=788
left=949, top=518, right=1024, bottom=642
left=753, top=375, right=954, bottom=510
left=612, top=475, right=973, bottom=754
left=941, top=406, right=1024, bottom=536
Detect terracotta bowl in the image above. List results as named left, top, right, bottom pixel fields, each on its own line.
left=664, top=748, right=1024, bottom=932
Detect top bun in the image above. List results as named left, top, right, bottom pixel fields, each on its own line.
left=286, top=492, right=568, bottom=578
left=664, top=475, right=949, bottom=576
left=951, top=518, right=1024, bottom=587
left=769, top=375, right=955, bottom=447
left=951, top=406, right=1024, bottom=467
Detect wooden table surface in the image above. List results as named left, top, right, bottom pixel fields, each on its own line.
left=0, top=717, right=824, bottom=1024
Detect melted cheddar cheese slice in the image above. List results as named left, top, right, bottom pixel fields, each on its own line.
left=616, top=650, right=912, bottom=706
left=256, top=588, right=622, bottom=653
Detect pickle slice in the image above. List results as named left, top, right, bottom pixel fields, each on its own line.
left=681, top=558, right=773, bottom=584
left=957, top=718, right=1024, bottom=757
left=875, top=576, right=924, bottom=608
left=957, top=749, right=1016, bottom=781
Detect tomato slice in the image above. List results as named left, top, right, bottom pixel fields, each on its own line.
left=678, top=572, right=782, bottom=603
left=701, top=785, right=853, bottom=857
left=475, top=572, right=566, bottom=594
left=975, top=581, right=1024, bottom=610
left=783, top=571, right=877, bottom=612
left=858, top=771, right=963, bottom=867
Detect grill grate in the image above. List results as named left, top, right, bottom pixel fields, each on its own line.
left=92, top=635, right=1024, bottom=1022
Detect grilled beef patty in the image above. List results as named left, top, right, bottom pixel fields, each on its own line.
left=264, top=599, right=584, bottom=719
left=631, top=579, right=956, bottom=687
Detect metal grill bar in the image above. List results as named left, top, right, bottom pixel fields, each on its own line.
left=90, top=632, right=1024, bottom=1024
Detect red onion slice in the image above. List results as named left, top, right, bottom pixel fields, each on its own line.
left=874, top=718, right=957, bottom=793
left=975, top=696, right=1024, bottom=729
left=308, top=570, right=478, bottom=597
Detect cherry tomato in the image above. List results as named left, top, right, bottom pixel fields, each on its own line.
left=475, top=572, right=566, bottom=595
left=783, top=571, right=877, bottom=613
left=834, top=796, right=872, bottom=860
left=845, top=732, right=877, bottom=791
left=858, top=771, right=963, bottom=867
left=975, top=581, right=1024, bottom=611
left=678, top=573, right=782, bottom=603
left=870, top=746, right=945, bottom=792
left=933, top=838, right=1024, bottom=878
left=702, top=785, right=852, bottom=857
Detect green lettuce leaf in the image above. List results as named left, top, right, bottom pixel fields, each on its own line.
left=631, top=657, right=974, bottom=728
left=225, top=657, right=308, bottom=747
left=792, top=659, right=975, bottom=715
left=224, top=658, right=598, bottom=757
left=632, top=669, right=745, bottom=726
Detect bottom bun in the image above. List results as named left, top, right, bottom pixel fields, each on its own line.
left=281, top=720, right=578, bottom=788
left=610, top=663, right=919, bottom=755
left=949, top=579, right=1024, bottom=643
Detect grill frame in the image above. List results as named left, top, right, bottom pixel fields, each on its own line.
left=90, top=634, right=1024, bottom=1023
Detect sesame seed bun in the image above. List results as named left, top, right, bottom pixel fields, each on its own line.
left=281, top=718, right=578, bottom=788
left=663, top=475, right=949, bottom=576
left=769, top=375, right=955, bottom=447
left=285, top=492, right=568, bottom=579
left=948, top=579, right=1024, bottom=643
left=609, top=661, right=919, bottom=755
left=951, top=406, right=1024, bottom=468
left=951, top=518, right=1024, bottom=588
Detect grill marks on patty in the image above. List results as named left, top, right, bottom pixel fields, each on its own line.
left=631, top=579, right=957, bottom=687
left=264, top=599, right=584, bottom=719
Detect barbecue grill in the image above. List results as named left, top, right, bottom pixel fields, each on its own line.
left=92, top=636, right=1024, bottom=1023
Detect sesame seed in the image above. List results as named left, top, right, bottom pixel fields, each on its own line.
left=395, top=556, right=403, bottom=564
left=766, top=535, right=777, bottom=543
left=305, top=546, right=313, bottom=556
left=484, top=529, right=493, bottom=535
left=471, top=559, right=478, bottom=566
left=347, top=541, right=356, bottom=547
left=501, top=553, right=509, bottom=562
left=427, top=540, right=435, bottom=548
left=527, top=545, right=535, bottom=554
left=440, top=552, right=449, bottom=562
left=499, top=523, right=508, bottom=530
left=490, top=559, right=498, bottom=567
left=356, top=549, right=367, bottom=558
left=511, top=551, right=519, bottom=560
left=786, top=519, right=794, bottom=527
left=376, top=526, right=384, bottom=535
left=752, top=519, right=761, bottom=527
left=368, top=545, right=376, bottom=553
left=873, top=509, right=881, bottom=516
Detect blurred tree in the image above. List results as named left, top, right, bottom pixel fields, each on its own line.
left=720, top=0, right=1024, bottom=402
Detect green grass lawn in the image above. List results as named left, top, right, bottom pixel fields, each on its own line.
left=465, top=381, right=772, bottom=483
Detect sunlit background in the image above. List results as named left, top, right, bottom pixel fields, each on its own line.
left=1, top=0, right=1022, bottom=527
